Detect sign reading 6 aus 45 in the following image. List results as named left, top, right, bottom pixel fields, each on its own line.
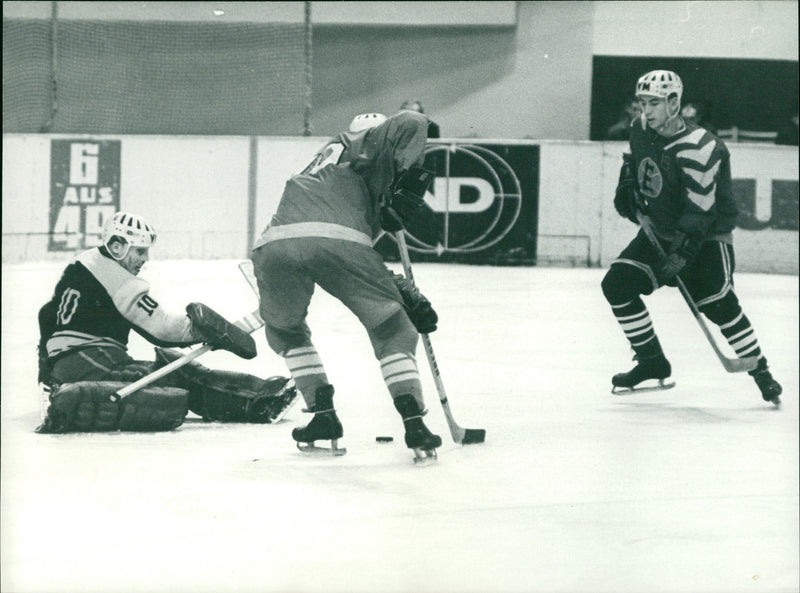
left=49, top=140, right=120, bottom=251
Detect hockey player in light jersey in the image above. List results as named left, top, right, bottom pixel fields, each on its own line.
left=251, top=110, right=442, bottom=459
left=37, top=211, right=296, bottom=433
left=601, top=70, right=782, bottom=404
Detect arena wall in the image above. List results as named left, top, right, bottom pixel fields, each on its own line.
left=2, top=134, right=797, bottom=274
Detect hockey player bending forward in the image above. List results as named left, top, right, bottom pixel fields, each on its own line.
left=601, top=70, right=782, bottom=404
left=36, top=211, right=297, bottom=433
left=251, top=111, right=442, bottom=460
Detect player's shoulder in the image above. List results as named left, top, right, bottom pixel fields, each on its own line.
left=76, top=247, right=149, bottom=297
left=664, top=120, right=728, bottom=161
left=388, top=109, right=428, bottom=132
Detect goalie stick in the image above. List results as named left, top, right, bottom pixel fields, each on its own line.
left=636, top=211, right=758, bottom=373
left=394, top=231, right=486, bottom=445
left=110, top=309, right=265, bottom=402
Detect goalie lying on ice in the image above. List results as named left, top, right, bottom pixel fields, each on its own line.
left=36, top=211, right=296, bottom=433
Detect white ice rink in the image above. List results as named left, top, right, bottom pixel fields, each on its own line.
left=2, top=259, right=798, bottom=593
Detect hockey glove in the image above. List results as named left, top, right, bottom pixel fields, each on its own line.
left=613, top=153, right=642, bottom=224
left=391, top=273, right=438, bottom=334
left=186, top=303, right=257, bottom=359
left=657, top=231, right=701, bottom=286
left=380, top=166, right=435, bottom=231
left=379, top=204, right=406, bottom=232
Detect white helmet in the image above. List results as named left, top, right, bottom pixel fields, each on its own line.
left=103, top=211, right=156, bottom=258
left=635, top=70, right=683, bottom=103
left=349, top=113, right=387, bottom=133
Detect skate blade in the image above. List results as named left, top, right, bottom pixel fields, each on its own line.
left=612, top=379, right=676, bottom=395
left=296, top=440, right=347, bottom=457
left=412, top=448, right=438, bottom=465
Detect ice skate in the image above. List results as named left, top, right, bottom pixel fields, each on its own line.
left=393, top=394, right=441, bottom=464
left=611, top=354, right=674, bottom=394
left=749, top=358, right=782, bottom=406
left=292, top=384, right=346, bottom=456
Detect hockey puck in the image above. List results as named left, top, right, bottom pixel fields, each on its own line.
left=375, top=436, right=394, bottom=443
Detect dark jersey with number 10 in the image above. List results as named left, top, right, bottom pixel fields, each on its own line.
left=39, top=247, right=197, bottom=359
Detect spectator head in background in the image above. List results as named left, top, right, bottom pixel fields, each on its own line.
left=681, top=101, right=717, bottom=134
left=606, top=98, right=642, bottom=140
left=399, top=99, right=440, bottom=138
left=400, top=99, right=425, bottom=114
left=775, top=102, right=799, bottom=146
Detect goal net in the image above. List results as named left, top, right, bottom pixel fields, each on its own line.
left=3, top=13, right=310, bottom=135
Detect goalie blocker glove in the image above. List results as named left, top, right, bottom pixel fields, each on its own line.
left=186, top=302, right=257, bottom=359
left=379, top=166, right=435, bottom=232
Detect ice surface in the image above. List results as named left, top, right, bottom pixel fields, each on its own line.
left=2, top=259, right=798, bottom=593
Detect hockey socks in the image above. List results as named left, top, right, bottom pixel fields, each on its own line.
left=717, top=311, right=762, bottom=359
left=611, top=297, right=658, bottom=352
left=283, top=345, right=329, bottom=405
left=380, top=352, right=424, bottom=408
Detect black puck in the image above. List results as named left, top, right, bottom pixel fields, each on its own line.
left=376, top=436, right=394, bottom=443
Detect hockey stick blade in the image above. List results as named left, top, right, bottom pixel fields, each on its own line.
left=461, top=428, right=486, bottom=445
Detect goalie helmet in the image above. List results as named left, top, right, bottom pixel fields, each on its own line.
left=635, top=70, right=683, bottom=103
left=349, top=113, right=387, bottom=133
left=103, top=211, right=157, bottom=252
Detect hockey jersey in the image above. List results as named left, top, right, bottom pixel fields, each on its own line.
left=253, top=110, right=428, bottom=249
left=39, top=247, right=198, bottom=359
left=629, top=118, right=738, bottom=243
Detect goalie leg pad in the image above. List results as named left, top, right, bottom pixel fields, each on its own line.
left=156, top=349, right=297, bottom=423
left=36, top=381, right=188, bottom=433
left=154, top=347, right=214, bottom=388
left=187, top=370, right=297, bottom=423
left=186, top=302, right=257, bottom=360
left=119, top=386, right=189, bottom=432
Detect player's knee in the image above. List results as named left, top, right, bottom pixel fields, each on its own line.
left=602, top=269, right=631, bottom=305
left=699, top=292, right=741, bottom=325
left=368, top=309, right=418, bottom=359
left=602, top=264, right=652, bottom=304
left=265, top=324, right=312, bottom=356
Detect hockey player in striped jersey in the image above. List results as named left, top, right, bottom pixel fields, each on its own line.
left=250, top=110, right=442, bottom=458
left=37, top=212, right=296, bottom=433
left=601, top=70, right=782, bottom=404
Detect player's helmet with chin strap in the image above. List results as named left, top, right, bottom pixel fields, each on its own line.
left=349, top=113, right=387, bottom=133
left=103, top=211, right=157, bottom=259
left=636, top=70, right=683, bottom=103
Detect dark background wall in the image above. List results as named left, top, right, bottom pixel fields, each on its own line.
left=591, top=56, right=799, bottom=140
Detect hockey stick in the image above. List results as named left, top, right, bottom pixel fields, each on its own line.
left=636, top=212, right=758, bottom=373
left=110, top=309, right=265, bottom=401
left=394, top=231, right=486, bottom=445
left=238, top=260, right=258, bottom=294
